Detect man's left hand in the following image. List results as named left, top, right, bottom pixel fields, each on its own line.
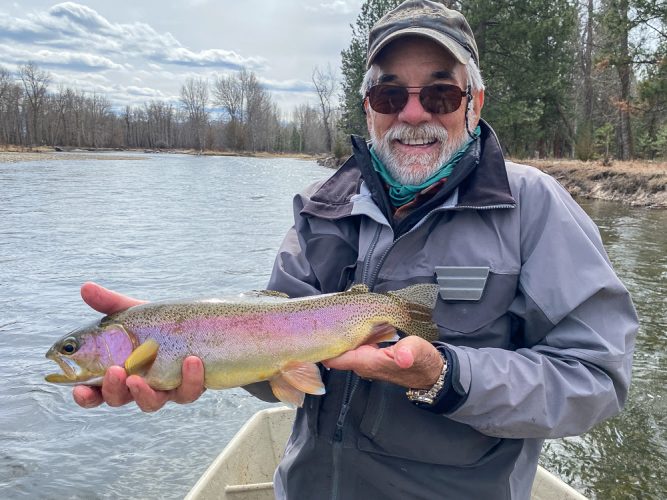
left=322, top=336, right=443, bottom=389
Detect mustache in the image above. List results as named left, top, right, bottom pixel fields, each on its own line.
left=383, top=123, right=448, bottom=144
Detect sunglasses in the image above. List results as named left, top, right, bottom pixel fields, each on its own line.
left=365, top=84, right=469, bottom=115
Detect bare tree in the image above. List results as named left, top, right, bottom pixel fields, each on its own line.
left=19, top=62, right=50, bottom=146
left=180, top=77, right=209, bottom=151
left=312, top=65, right=337, bottom=153
left=213, top=71, right=246, bottom=149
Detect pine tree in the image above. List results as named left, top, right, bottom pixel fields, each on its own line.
left=339, top=0, right=403, bottom=138
left=461, top=0, right=578, bottom=157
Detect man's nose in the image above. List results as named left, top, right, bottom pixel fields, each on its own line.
left=397, top=92, right=431, bottom=125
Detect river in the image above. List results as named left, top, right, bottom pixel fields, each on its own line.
left=0, top=153, right=664, bottom=499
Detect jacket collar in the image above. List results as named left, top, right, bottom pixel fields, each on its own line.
left=301, top=120, right=515, bottom=219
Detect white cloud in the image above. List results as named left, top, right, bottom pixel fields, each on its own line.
left=157, top=47, right=266, bottom=70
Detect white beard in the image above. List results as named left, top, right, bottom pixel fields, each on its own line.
left=370, top=122, right=470, bottom=185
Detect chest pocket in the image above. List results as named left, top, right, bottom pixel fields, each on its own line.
left=433, top=269, right=519, bottom=346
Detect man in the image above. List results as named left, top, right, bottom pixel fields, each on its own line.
left=74, top=1, right=638, bottom=498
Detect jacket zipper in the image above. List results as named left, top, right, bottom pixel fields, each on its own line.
left=331, top=224, right=384, bottom=500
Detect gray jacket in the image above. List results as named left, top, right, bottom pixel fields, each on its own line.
left=254, top=121, right=638, bottom=500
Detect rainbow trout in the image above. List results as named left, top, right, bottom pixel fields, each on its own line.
left=45, top=284, right=439, bottom=407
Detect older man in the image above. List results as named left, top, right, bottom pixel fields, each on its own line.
left=74, top=1, right=638, bottom=498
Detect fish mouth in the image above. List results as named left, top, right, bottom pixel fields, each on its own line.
left=45, top=352, right=89, bottom=385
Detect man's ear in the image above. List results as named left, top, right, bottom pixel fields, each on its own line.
left=472, top=89, right=484, bottom=116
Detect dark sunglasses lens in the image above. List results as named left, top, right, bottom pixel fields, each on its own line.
left=368, top=86, right=408, bottom=114
left=421, top=85, right=463, bottom=114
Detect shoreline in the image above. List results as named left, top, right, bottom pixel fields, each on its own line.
left=0, top=146, right=322, bottom=163
left=2, top=148, right=664, bottom=208
left=524, top=158, right=667, bottom=208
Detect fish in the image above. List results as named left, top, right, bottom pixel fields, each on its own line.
left=45, top=283, right=440, bottom=407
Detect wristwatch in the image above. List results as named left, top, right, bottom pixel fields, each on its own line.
left=406, top=351, right=448, bottom=405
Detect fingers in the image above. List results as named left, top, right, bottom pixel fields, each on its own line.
left=73, top=385, right=104, bottom=408
left=81, top=281, right=146, bottom=315
left=323, top=337, right=441, bottom=388
left=322, top=345, right=378, bottom=372
left=101, top=366, right=134, bottom=407
left=126, top=376, right=170, bottom=413
left=172, top=356, right=206, bottom=404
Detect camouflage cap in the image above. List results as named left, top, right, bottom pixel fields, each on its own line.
left=367, top=0, right=479, bottom=69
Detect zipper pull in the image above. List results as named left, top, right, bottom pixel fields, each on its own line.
left=333, top=403, right=351, bottom=442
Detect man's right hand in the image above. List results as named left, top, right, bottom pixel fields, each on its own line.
left=72, top=282, right=206, bottom=412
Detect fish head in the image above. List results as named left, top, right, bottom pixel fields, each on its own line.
left=45, top=319, right=137, bottom=385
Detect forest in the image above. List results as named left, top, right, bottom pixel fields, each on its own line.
left=1, top=0, right=665, bottom=161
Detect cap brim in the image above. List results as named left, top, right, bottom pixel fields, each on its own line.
left=367, top=27, right=470, bottom=68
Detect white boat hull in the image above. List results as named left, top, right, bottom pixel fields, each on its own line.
left=186, top=407, right=587, bottom=500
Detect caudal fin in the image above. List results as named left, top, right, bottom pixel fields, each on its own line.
left=387, top=284, right=440, bottom=341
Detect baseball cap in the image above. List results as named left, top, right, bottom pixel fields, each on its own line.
left=367, top=0, right=479, bottom=68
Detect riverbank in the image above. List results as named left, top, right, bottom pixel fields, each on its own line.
left=526, top=158, right=667, bottom=208
left=3, top=147, right=665, bottom=207
left=0, top=146, right=321, bottom=164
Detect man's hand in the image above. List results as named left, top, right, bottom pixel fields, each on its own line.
left=72, top=282, right=206, bottom=412
left=322, top=336, right=443, bottom=389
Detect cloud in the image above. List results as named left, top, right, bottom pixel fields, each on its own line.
left=125, top=86, right=166, bottom=98
left=259, top=77, right=314, bottom=94
left=0, top=43, right=123, bottom=71
left=155, top=47, right=266, bottom=70
left=47, top=2, right=115, bottom=33
left=0, top=2, right=265, bottom=71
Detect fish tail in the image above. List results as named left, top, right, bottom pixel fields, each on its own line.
left=387, top=284, right=440, bottom=341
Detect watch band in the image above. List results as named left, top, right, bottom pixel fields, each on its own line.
left=406, top=351, right=448, bottom=405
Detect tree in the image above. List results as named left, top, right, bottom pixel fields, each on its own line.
left=312, top=64, right=337, bottom=152
left=180, top=77, right=209, bottom=151
left=339, top=0, right=403, bottom=137
left=19, top=62, right=50, bottom=146
left=461, top=0, right=578, bottom=157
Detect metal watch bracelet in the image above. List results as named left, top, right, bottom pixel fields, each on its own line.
left=406, top=351, right=448, bottom=405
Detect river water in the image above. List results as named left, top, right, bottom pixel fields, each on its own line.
left=0, top=153, right=664, bottom=499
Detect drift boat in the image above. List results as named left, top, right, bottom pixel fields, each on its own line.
left=186, top=407, right=587, bottom=500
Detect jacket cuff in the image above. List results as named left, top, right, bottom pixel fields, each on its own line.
left=416, top=343, right=469, bottom=414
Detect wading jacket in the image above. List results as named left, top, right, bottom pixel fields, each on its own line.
left=258, top=121, right=638, bottom=500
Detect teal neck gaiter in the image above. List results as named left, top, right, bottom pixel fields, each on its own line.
left=370, top=126, right=480, bottom=207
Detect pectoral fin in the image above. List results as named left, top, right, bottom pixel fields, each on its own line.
left=124, top=339, right=159, bottom=376
left=269, top=362, right=325, bottom=408
left=365, top=322, right=399, bottom=344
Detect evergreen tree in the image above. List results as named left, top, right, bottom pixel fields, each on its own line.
left=461, top=0, right=578, bottom=157
left=339, top=0, right=403, bottom=138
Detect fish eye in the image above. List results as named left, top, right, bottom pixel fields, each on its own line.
left=60, top=338, right=79, bottom=355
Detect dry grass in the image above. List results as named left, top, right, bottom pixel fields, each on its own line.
left=519, top=158, right=667, bottom=208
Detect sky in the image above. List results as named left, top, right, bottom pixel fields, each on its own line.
left=0, top=0, right=365, bottom=114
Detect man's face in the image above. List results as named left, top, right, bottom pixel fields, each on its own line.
left=366, top=37, right=484, bottom=185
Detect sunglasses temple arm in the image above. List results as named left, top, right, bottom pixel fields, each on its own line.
left=464, top=85, right=476, bottom=140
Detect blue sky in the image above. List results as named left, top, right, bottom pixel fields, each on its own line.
left=0, top=1, right=364, bottom=112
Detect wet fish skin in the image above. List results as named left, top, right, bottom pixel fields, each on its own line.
left=45, top=284, right=440, bottom=407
